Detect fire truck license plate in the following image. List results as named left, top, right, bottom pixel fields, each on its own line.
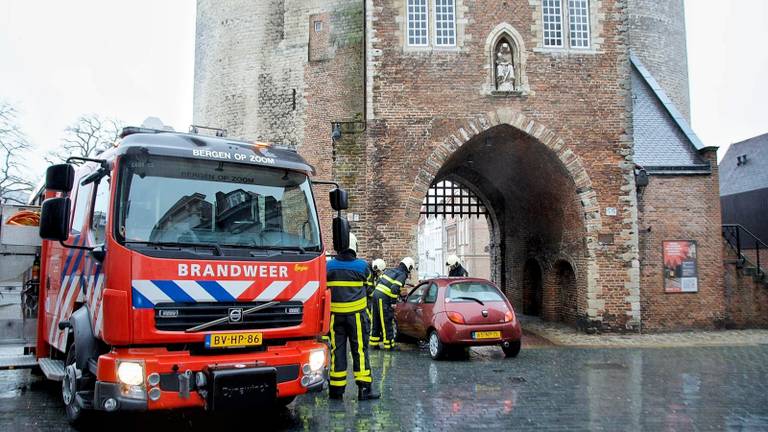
left=473, top=331, right=501, bottom=340
left=205, top=332, right=263, bottom=348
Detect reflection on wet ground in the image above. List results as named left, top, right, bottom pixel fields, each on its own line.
left=1, top=341, right=767, bottom=431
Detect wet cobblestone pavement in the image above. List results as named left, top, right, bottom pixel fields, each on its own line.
left=2, top=341, right=768, bottom=431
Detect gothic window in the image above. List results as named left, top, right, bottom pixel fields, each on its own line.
left=542, top=0, right=591, bottom=49
left=568, top=0, right=590, bottom=48
left=434, top=0, right=456, bottom=46
left=407, top=0, right=429, bottom=46
left=542, top=0, right=564, bottom=47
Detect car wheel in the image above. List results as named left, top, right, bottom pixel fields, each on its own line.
left=502, top=340, right=521, bottom=358
left=428, top=330, right=446, bottom=360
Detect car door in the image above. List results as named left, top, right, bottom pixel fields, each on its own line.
left=396, top=283, right=427, bottom=337
left=413, top=282, right=438, bottom=338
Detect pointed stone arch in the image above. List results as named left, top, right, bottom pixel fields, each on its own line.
left=405, top=108, right=606, bottom=320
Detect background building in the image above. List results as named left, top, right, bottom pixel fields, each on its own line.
left=720, top=133, right=768, bottom=243
left=193, top=0, right=726, bottom=331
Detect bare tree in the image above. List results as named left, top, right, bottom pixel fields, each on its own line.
left=46, top=114, right=123, bottom=163
left=0, top=102, right=35, bottom=204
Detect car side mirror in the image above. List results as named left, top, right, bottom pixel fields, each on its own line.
left=329, top=188, right=348, bottom=211
left=332, top=216, right=350, bottom=252
left=39, top=197, right=71, bottom=241
left=45, top=164, right=75, bottom=193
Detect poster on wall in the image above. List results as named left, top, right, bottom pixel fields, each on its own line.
left=663, top=240, right=698, bottom=293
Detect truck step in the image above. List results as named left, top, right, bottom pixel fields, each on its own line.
left=39, top=358, right=66, bottom=381
left=0, top=354, right=37, bottom=370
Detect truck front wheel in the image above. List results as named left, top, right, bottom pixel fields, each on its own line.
left=63, top=346, right=89, bottom=425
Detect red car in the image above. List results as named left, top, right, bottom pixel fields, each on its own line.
left=394, top=278, right=522, bottom=359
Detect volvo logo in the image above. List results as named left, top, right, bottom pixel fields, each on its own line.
left=228, top=308, right=243, bottom=323
left=482, top=310, right=489, bottom=317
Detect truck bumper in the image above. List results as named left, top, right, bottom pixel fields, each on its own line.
left=92, top=339, right=328, bottom=411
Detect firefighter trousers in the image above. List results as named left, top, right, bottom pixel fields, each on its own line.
left=329, top=311, right=372, bottom=394
left=370, top=296, right=395, bottom=350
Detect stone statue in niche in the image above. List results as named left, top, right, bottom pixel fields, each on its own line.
left=495, top=42, right=516, bottom=91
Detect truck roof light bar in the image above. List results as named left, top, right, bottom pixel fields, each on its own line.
left=189, top=124, right=227, bottom=137
left=119, top=126, right=166, bottom=138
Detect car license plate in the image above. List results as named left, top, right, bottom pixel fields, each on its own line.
left=205, top=332, right=263, bottom=348
left=473, top=331, right=501, bottom=340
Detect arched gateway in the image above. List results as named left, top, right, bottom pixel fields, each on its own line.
left=407, top=111, right=606, bottom=324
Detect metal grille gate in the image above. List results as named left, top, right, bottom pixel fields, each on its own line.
left=420, top=180, right=488, bottom=218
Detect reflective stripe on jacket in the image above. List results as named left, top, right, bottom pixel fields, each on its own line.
left=373, top=265, right=408, bottom=302
left=327, top=251, right=372, bottom=314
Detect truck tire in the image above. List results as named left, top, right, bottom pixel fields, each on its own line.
left=275, top=396, right=296, bottom=407
left=63, top=346, right=89, bottom=426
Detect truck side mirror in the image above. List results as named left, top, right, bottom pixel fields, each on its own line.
left=39, top=197, right=71, bottom=241
left=329, top=188, right=348, bottom=211
left=45, top=164, right=75, bottom=193
left=332, top=217, right=350, bottom=252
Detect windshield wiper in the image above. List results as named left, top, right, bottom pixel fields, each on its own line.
left=451, top=296, right=485, bottom=306
left=125, top=240, right=224, bottom=257
left=185, top=301, right=279, bottom=332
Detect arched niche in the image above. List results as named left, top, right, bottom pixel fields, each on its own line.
left=483, top=23, right=530, bottom=96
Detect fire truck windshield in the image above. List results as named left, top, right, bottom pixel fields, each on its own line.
left=116, top=155, right=321, bottom=251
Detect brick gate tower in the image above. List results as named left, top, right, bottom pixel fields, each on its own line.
left=193, top=0, right=724, bottom=332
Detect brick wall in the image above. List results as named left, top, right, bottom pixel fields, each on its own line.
left=637, top=151, right=725, bottom=330
left=365, top=0, right=638, bottom=326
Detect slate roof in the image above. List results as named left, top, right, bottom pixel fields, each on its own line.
left=719, top=132, right=768, bottom=196
left=630, top=53, right=715, bottom=172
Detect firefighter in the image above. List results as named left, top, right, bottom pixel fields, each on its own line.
left=327, top=233, right=380, bottom=401
left=366, top=258, right=387, bottom=332
left=446, top=254, right=469, bottom=277
left=371, top=257, right=414, bottom=350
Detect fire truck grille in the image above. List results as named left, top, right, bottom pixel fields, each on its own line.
left=153, top=302, right=304, bottom=332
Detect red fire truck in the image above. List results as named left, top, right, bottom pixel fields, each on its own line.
left=33, top=126, right=350, bottom=422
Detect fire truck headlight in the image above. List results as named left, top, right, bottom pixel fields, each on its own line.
left=309, top=350, right=326, bottom=372
left=117, top=361, right=145, bottom=386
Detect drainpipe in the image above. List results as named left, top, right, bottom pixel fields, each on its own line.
left=361, top=0, right=368, bottom=130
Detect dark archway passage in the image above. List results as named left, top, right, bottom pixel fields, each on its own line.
left=423, top=124, right=589, bottom=324
left=523, top=258, right=543, bottom=316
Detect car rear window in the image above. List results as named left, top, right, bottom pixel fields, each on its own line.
left=446, top=282, right=505, bottom=302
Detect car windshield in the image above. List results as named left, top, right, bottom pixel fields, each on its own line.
left=446, top=282, right=505, bottom=302
left=116, top=155, right=321, bottom=250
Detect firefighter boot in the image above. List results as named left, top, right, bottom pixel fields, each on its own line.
left=358, top=383, right=381, bottom=401
left=329, top=387, right=345, bottom=400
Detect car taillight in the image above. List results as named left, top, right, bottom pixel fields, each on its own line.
left=447, top=311, right=465, bottom=324
left=504, top=311, right=515, bottom=323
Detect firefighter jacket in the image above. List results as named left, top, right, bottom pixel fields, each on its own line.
left=365, top=263, right=377, bottom=298
left=327, top=250, right=372, bottom=314
left=449, top=264, right=469, bottom=277
left=373, top=263, right=410, bottom=305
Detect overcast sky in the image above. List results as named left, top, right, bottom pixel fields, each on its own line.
left=0, top=1, right=766, bottom=178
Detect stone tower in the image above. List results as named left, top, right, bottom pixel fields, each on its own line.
left=193, top=0, right=364, bottom=150
left=628, top=0, right=691, bottom=120
left=194, top=0, right=306, bottom=146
